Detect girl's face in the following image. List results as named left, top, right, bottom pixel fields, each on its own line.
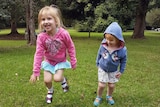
left=105, top=33, right=120, bottom=47
left=41, top=14, right=57, bottom=35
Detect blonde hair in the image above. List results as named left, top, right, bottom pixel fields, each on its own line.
left=38, top=6, right=62, bottom=31
left=50, top=4, right=65, bottom=28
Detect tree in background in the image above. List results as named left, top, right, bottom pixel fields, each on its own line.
left=132, top=0, right=150, bottom=38
left=0, top=0, right=10, bottom=29
left=146, top=8, right=160, bottom=28
left=1, top=0, right=160, bottom=41
left=147, top=0, right=160, bottom=28
left=0, top=0, right=24, bottom=36
left=39, top=0, right=160, bottom=39
left=132, top=0, right=160, bottom=38
left=24, top=0, right=36, bottom=45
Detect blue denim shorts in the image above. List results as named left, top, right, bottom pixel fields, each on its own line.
left=41, top=60, right=71, bottom=74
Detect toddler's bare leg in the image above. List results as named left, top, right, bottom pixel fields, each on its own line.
left=97, top=82, right=106, bottom=97
left=107, top=83, right=115, bottom=96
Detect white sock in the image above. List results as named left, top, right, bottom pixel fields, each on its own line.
left=61, top=77, right=67, bottom=88
left=47, top=87, right=53, bottom=93
left=62, top=77, right=66, bottom=83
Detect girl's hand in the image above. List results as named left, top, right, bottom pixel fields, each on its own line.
left=115, top=72, right=122, bottom=79
left=29, top=74, right=39, bottom=83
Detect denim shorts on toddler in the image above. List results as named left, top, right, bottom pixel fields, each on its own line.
left=41, top=60, right=71, bottom=74
left=98, top=67, right=119, bottom=83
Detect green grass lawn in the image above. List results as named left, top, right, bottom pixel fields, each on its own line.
left=0, top=30, right=160, bottom=107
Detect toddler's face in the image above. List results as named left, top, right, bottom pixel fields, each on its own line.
left=105, top=34, right=120, bottom=47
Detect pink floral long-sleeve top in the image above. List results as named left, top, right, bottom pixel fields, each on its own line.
left=33, top=27, right=77, bottom=76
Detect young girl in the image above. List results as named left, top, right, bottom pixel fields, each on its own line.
left=29, top=6, right=77, bottom=104
left=93, top=22, right=127, bottom=106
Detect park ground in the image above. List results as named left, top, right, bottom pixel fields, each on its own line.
left=0, top=30, right=160, bottom=107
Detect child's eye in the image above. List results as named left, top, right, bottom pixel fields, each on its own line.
left=47, top=17, right=52, bottom=20
left=41, top=18, right=45, bottom=21
left=108, top=39, right=113, bottom=42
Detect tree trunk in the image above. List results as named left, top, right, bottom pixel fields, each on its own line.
left=24, top=0, right=30, bottom=44
left=132, top=0, right=149, bottom=39
left=10, top=20, right=19, bottom=34
left=24, top=0, right=36, bottom=45
left=9, top=4, right=19, bottom=36
left=29, top=0, right=36, bottom=45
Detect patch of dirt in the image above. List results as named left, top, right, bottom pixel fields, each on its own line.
left=0, top=34, right=25, bottom=40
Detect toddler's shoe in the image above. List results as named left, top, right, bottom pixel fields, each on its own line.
left=61, top=78, right=69, bottom=92
left=46, top=92, right=54, bottom=104
left=93, top=97, right=102, bottom=106
left=106, top=96, right=115, bottom=105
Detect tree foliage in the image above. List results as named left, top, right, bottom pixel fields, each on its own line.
left=0, top=0, right=25, bottom=34
left=146, top=8, right=160, bottom=28
left=1, top=0, right=160, bottom=40
left=0, top=1, right=10, bottom=28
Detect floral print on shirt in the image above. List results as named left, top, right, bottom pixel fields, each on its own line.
left=45, top=38, right=62, bottom=56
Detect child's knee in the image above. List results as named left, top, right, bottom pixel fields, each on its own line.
left=108, top=83, right=115, bottom=88
left=98, top=82, right=106, bottom=88
left=44, top=78, right=52, bottom=83
left=53, top=75, right=63, bottom=82
left=53, top=69, right=64, bottom=82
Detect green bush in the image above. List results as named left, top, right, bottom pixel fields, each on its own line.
left=75, top=15, right=118, bottom=32
left=93, top=16, right=118, bottom=32
left=74, top=21, right=91, bottom=32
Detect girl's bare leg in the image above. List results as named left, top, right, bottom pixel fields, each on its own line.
left=44, top=71, right=53, bottom=104
left=44, top=71, right=53, bottom=89
left=97, top=82, right=106, bottom=98
left=107, top=83, right=115, bottom=96
left=54, top=69, right=68, bottom=92
left=54, top=69, right=64, bottom=82
left=106, top=83, right=115, bottom=105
